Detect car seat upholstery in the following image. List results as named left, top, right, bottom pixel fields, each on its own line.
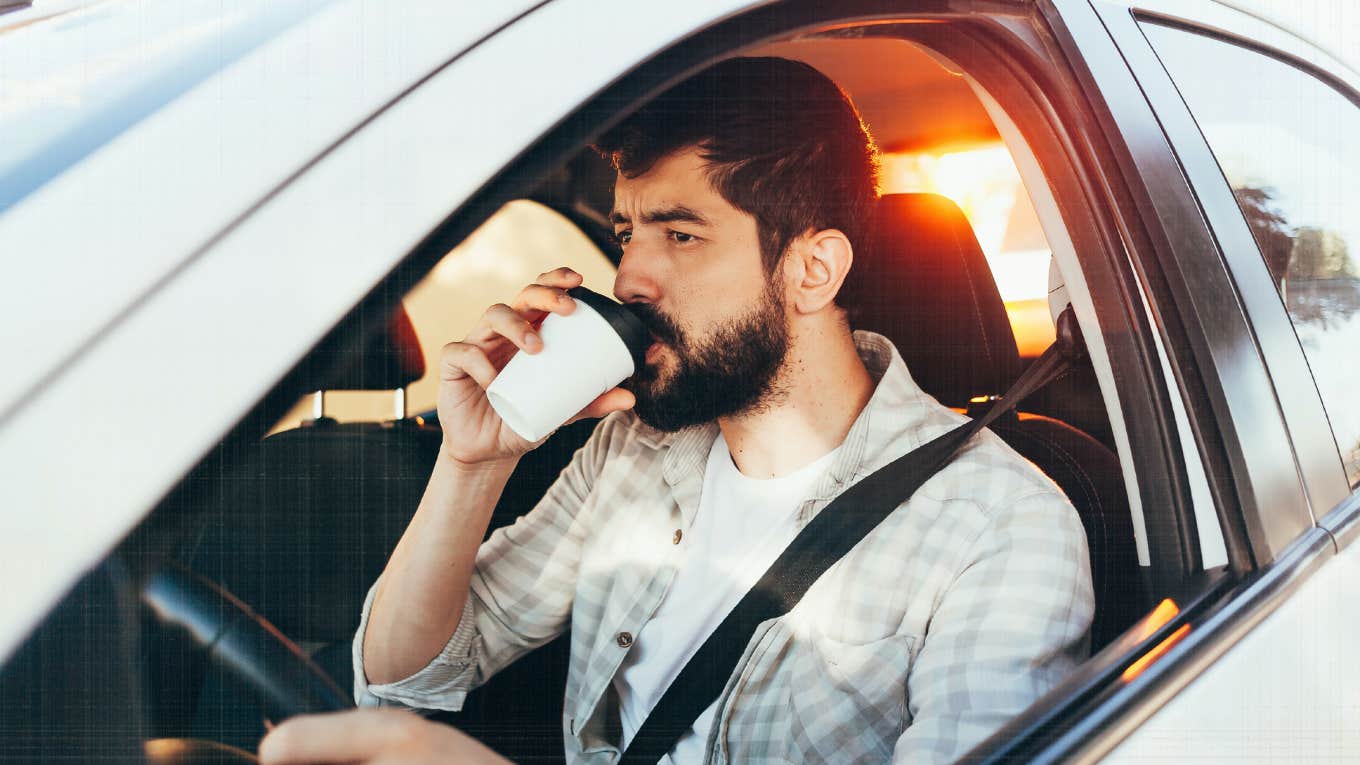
left=843, top=193, right=1142, bottom=649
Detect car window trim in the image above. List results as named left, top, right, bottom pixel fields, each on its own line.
left=1044, top=0, right=1316, bottom=566
left=1113, top=7, right=1354, bottom=521
left=1128, top=0, right=1360, bottom=105
left=1321, top=490, right=1360, bottom=551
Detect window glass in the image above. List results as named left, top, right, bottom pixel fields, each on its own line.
left=1143, top=22, right=1360, bottom=486
left=270, top=200, right=618, bottom=432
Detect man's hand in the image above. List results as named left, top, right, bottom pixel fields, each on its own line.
left=438, top=266, right=634, bottom=466
left=258, top=709, right=512, bottom=765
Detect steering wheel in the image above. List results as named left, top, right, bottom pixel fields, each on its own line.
left=140, top=562, right=354, bottom=763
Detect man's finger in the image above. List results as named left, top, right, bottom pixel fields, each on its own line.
left=258, top=709, right=409, bottom=764
left=568, top=387, right=636, bottom=424
left=536, top=266, right=583, bottom=287
left=440, top=342, right=498, bottom=388
left=510, top=283, right=577, bottom=316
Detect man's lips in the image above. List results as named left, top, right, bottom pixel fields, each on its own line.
left=644, top=341, right=664, bottom=362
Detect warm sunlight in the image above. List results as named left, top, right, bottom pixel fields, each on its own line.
left=881, top=144, right=1056, bottom=356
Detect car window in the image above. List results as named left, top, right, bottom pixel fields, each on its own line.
left=1140, top=22, right=1360, bottom=486
left=270, top=200, right=618, bottom=432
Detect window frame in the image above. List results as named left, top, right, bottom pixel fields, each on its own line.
left=1050, top=0, right=1319, bottom=567
left=1120, top=2, right=1354, bottom=514
left=1131, top=10, right=1360, bottom=500
left=198, top=0, right=1223, bottom=738
left=982, top=0, right=1357, bottom=760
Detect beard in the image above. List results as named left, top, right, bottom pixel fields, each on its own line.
left=620, top=278, right=790, bottom=433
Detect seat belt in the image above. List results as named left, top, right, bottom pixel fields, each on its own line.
left=619, top=308, right=1087, bottom=764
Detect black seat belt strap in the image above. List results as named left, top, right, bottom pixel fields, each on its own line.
left=619, top=309, right=1085, bottom=764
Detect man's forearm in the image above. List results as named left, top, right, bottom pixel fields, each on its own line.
left=361, top=444, right=518, bottom=685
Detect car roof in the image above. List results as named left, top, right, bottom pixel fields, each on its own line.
left=0, top=0, right=547, bottom=662
left=1108, top=0, right=1360, bottom=78
left=0, top=0, right=540, bottom=424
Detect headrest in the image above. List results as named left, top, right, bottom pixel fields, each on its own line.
left=321, top=304, right=426, bottom=391
left=840, top=193, right=1020, bottom=407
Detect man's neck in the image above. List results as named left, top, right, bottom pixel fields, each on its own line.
left=718, top=324, right=874, bottom=479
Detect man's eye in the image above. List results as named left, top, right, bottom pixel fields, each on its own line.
left=612, top=230, right=631, bottom=246
left=669, top=231, right=697, bottom=244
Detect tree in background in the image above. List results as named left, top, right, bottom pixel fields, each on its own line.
left=1233, top=185, right=1359, bottom=330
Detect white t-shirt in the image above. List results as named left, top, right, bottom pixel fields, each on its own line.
left=613, top=431, right=841, bottom=763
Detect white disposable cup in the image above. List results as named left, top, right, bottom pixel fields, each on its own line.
left=486, top=289, right=647, bottom=442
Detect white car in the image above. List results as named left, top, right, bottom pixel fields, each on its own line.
left=1, top=0, right=1357, bottom=762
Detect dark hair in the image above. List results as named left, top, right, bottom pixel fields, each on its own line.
left=593, top=56, right=880, bottom=274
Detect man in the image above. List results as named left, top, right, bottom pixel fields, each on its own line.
left=261, top=56, right=1093, bottom=764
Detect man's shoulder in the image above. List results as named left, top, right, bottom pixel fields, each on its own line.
left=937, top=427, right=1071, bottom=508
left=864, top=399, right=1079, bottom=540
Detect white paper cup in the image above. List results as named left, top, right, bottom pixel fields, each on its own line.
left=486, top=287, right=649, bottom=442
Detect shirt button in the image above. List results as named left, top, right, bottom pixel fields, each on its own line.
left=616, top=631, right=634, bottom=648
left=672, top=529, right=683, bottom=545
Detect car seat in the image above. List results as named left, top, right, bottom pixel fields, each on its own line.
left=840, top=193, right=1143, bottom=649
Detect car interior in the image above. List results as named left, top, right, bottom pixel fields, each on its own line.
left=1, top=21, right=1187, bottom=765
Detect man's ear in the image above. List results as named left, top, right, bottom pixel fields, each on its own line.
left=786, top=228, right=853, bottom=315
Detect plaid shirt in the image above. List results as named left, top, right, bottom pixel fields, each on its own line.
left=353, top=331, right=1094, bottom=764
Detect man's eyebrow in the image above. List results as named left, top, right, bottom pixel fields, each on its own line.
left=608, top=205, right=712, bottom=227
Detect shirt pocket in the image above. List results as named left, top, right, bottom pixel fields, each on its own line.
left=785, top=631, right=918, bottom=764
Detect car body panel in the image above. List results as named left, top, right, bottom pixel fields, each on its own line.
left=0, top=0, right=543, bottom=423
left=1104, top=535, right=1359, bottom=761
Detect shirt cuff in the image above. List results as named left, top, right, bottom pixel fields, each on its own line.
left=351, top=579, right=480, bottom=712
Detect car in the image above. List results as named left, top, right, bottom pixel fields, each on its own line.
left=1, top=0, right=1357, bottom=762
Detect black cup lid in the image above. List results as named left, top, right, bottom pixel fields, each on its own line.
left=566, top=286, right=651, bottom=371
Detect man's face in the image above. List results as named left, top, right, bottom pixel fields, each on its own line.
left=610, top=148, right=791, bottom=432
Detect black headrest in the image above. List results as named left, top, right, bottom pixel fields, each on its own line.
left=316, top=304, right=426, bottom=391
left=841, top=193, right=1021, bottom=407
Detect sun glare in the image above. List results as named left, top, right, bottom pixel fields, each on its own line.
left=881, top=144, right=1056, bottom=356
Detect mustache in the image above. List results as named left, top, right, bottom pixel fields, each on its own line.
left=623, top=302, right=683, bottom=347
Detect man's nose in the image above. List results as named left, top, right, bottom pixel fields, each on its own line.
left=612, top=242, right=662, bottom=305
